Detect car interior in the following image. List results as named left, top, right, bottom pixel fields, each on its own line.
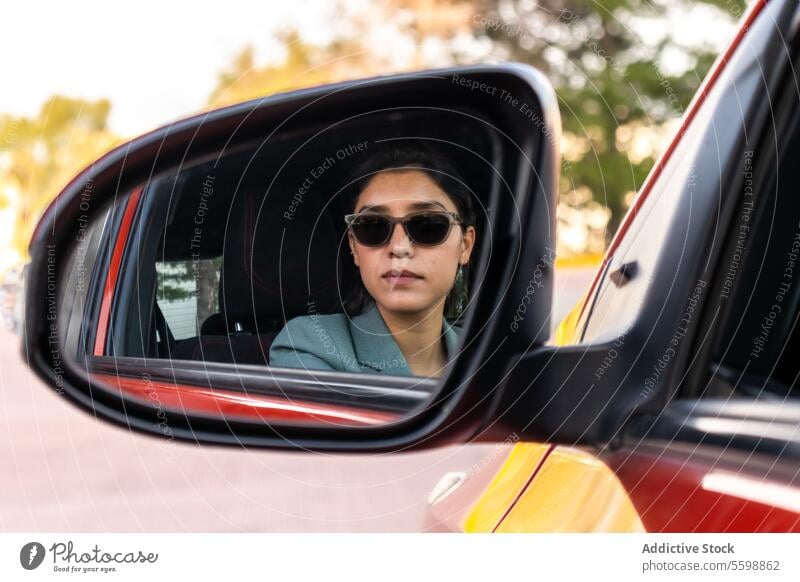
left=109, top=109, right=498, bottom=371
left=706, top=77, right=800, bottom=400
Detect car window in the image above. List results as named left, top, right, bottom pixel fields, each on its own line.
left=707, top=86, right=800, bottom=400
left=577, top=103, right=708, bottom=345
left=102, top=110, right=497, bottom=382
left=576, top=21, right=784, bottom=350
left=60, top=199, right=114, bottom=359
left=155, top=257, right=222, bottom=341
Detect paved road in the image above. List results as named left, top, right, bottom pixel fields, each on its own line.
left=0, top=267, right=595, bottom=532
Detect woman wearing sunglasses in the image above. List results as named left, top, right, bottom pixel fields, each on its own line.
left=269, top=146, right=477, bottom=378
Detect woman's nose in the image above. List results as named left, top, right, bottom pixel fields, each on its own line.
left=388, top=222, right=412, bottom=257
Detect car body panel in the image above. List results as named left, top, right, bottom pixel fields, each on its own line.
left=493, top=447, right=645, bottom=532
left=551, top=292, right=584, bottom=346
left=427, top=443, right=645, bottom=532
left=606, top=450, right=800, bottom=532
left=462, top=443, right=552, bottom=532
left=424, top=442, right=551, bottom=532
left=93, top=373, right=397, bottom=427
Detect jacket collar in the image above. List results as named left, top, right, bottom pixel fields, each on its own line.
left=350, top=302, right=460, bottom=375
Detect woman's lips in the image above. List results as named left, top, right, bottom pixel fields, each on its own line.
left=382, top=270, right=423, bottom=285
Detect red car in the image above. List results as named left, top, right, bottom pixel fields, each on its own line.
left=24, top=0, right=800, bottom=532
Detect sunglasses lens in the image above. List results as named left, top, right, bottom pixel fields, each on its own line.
left=351, top=215, right=392, bottom=246
left=406, top=213, right=452, bottom=245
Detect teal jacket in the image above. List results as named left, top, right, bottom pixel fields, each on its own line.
left=269, top=302, right=461, bottom=376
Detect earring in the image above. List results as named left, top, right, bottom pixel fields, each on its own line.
left=449, top=264, right=468, bottom=320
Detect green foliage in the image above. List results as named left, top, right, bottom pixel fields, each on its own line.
left=207, top=31, right=377, bottom=108
left=156, top=261, right=196, bottom=302
left=0, top=96, right=119, bottom=259
left=476, top=0, right=747, bottom=228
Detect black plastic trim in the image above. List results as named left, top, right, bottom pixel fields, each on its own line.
left=89, top=355, right=434, bottom=414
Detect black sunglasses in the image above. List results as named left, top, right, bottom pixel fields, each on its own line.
left=345, top=210, right=463, bottom=247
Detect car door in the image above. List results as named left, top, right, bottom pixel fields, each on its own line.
left=427, top=0, right=800, bottom=533
left=578, top=0, right=800, bottom=533
left=601, top=0, right=800, bottom=531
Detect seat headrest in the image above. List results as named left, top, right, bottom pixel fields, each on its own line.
left=219, top=188, right=343, bottom=332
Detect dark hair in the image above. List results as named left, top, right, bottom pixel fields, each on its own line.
left=341, top=144, right=476, bottom=320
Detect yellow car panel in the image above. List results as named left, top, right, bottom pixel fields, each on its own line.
left=494, top=447, right=645, bottom=532
left=462, top=442, right=551, bottom=532
left=551, top=290, right=587, bottom=346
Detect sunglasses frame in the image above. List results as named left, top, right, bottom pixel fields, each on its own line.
left=344, top=210, right=464, bottom=247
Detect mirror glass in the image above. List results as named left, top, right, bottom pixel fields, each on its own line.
left=57, top=108, right=499, bottom=429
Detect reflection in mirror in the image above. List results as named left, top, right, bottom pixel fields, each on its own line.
left=59, top=109, right=498, bottom=429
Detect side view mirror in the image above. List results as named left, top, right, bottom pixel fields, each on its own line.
left=25, top=63, right=569, bottom=452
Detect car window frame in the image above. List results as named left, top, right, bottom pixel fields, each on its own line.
left=695, top=37, right=800, bottom=402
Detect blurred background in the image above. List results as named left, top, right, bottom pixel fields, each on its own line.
left=0, top=0, right=747, bottom=531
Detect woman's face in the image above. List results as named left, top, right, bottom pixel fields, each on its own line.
left=348, top=170, right=476, bottom=317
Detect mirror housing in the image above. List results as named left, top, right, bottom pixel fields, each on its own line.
left=24, top=63, right=562, bottom=451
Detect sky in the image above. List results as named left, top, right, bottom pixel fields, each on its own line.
left=0, top=0, right=343, bottom=136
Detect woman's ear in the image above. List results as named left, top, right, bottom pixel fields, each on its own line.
left=348, top=232, right=359, bottom=267
left=460, top=225, right=476, bottom=265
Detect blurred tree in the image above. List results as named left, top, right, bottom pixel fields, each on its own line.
left=470, top=0, right=747, bottom=245
left=206, top=0, right=747, bottom=255
left=0, top=97, right=119, bottom=261
left=156, top=262, right=195, bottom=302
left=208, top=30, right=389, bottom=108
